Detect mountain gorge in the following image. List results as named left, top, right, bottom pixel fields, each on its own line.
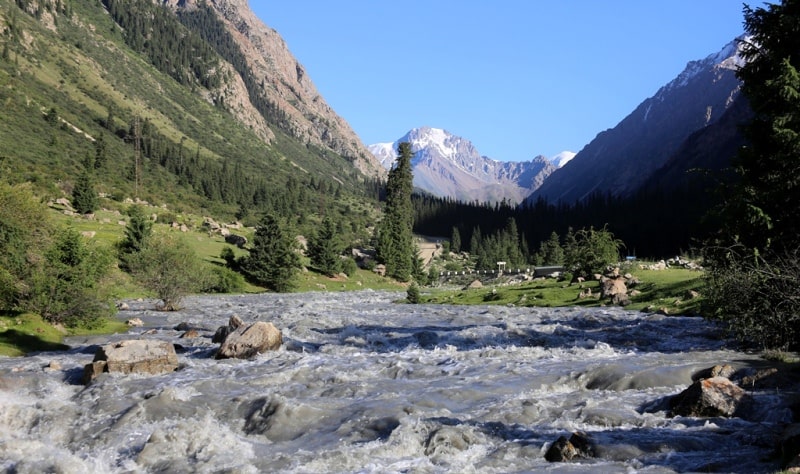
left=529, top=37, right=746, bottom=205
left=370, top=127, right=562, bottom=204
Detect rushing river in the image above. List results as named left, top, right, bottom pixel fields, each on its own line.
left=0, top=290, right=792, bottom=473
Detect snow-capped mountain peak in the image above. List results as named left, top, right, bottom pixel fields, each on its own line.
left=369, top=127, right=556, bottom=204
left=549, top=151, right=576, bottom=168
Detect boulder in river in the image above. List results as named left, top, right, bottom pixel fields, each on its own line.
left=212, top=314, right=244, bottom=343
left=83, top=340, right=178, bottom=384
left=669, top=376, right=750, bottom=418
left=544, top=431, right=595, bottom=462
left=215, top=321, right=282, bottom=360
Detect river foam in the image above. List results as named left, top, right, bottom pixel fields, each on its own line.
left=0, top=291, right=790, bottom=472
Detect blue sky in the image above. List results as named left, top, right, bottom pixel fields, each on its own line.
left=251, top=1, right=751, bottom=162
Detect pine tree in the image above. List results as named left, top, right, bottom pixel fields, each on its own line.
left=241, top=213, right=301, bottom=292
left=731, top=1, right=800, bottom=251
left=377, top=142, right=415, bottom=281
left=307, top=216, right=342, bottom=276
left=703, top=0, right=800, bottom=350
left=71, top=169, right=98, bottom=215
left=118, top=205, right=153, bottom=270
left=536, top=231, right=564, bottom=266
left=451, top=226, right=461, bottom=253
left=94, top=134, right=107, bottom=169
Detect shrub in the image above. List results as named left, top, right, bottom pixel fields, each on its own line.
left=406, top=283, right=420, bottom=304
left=127, top=233, right=210, bottom=310
left=342, top=257, right=358, bottom=277
left=204, top=266, right=245, bottom=294
left=703, top=244, right=800, bottom=350
left=22, top=228, right=114, bottom=328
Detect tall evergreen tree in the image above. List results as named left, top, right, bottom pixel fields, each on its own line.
left=377, top=142, right=415, bottom=281
left=118, top=205, right=153, bottom=270
left=71, top=168, right=98, bottom=215
left=536, top=231, right=565, bottom=266
left=307, top=216, right=342, bottom=276
left=241, top=213, right=301, bottom=292
left=450, top=226, right=462, bottom=253
left=703, top=0, right=800, bottom=350
left=730, top=1, right=800, bottom=251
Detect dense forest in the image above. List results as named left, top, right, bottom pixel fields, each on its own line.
left=413, top=174, right=723, bottom=265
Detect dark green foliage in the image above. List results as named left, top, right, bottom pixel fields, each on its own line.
left=703, top=1, right=800, bottom=350
left=470, top=218, right=528, bottom=270
left=21, top=227, right=113, bottom=328
left=564, top=226, right=624, bottom=278
left=450, top=227, right=461, bottom=253
left=341, top=257, right=358, bottom=277
left=118, top=205, right=153, bottom=269
left=102, top=0, right=222, bottom=89
left=535, top=231, right=565, bottom=266
left=204, top=265, right=245, bottom=294
left=406, top=282, right=420, bottom=304
left=703, top=244, right=800, bottom=350
left=241, top=214, right=302, bottom=292
left=93, top=133, right=107, bottom=169
left=71, top=168, right=98, bottom=214
left=0, top=182, right=52, bottom=310
left=727, top=2, right=800, bottom=252
left=127, top=233, right=211, bottom=310
left=220, top=246, right=238, bottom=269
left=377, top=142, right=415, bottom=281
left=307, top=216, right=342, bottom=276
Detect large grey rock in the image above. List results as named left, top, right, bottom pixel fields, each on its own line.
left=83, top=340, right=178, bottom=384
left=669, top=376, right=750, bottom=418
left=216, top=321, right=282, bottom=360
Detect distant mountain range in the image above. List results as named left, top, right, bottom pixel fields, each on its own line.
left=369, top=127, right=572, bottom=204
left=529, top=36, right=747, bottom=204
left=371, top=36, right=748, bottom=207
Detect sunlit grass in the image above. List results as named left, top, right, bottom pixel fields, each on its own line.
left=420, top=264, right=705, bottom=315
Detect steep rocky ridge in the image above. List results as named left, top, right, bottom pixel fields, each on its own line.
left=530, top=36, right=746, bottom=205
left=371, top=127, right=556, bottom=204
left=162, top=0, right=384, bottom=178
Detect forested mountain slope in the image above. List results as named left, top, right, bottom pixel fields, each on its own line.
left=0, top=0, right=382, bottom=228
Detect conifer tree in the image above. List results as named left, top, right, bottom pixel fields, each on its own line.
left=450, top=226, right=462, bottom=253
left=377, top=142, right=415, bottom=281
left=241, top=213, right=301, bottom=292
left=72, top=168, right=98, bottom=215
left=118, top=205, right=153, bottom=270
left=307, top=216, right=342, bottom=276
left=703, top=0, right=800, bottom=350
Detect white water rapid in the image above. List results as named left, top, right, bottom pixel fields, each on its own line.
left=0, top=291, right=792, bottom=473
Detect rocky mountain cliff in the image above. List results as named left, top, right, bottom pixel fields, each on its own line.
left=529, top=36, right=746, bottom=205
left=370, top=127, right=557, bottom=204
left=162, top=0, right=383, bottom=178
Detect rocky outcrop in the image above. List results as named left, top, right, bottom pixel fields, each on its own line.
left=163, top=0, right=384, bottom=178
left=83, top=340, right=179, bottom=384
left=216, top=321, right=282, bottom=359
